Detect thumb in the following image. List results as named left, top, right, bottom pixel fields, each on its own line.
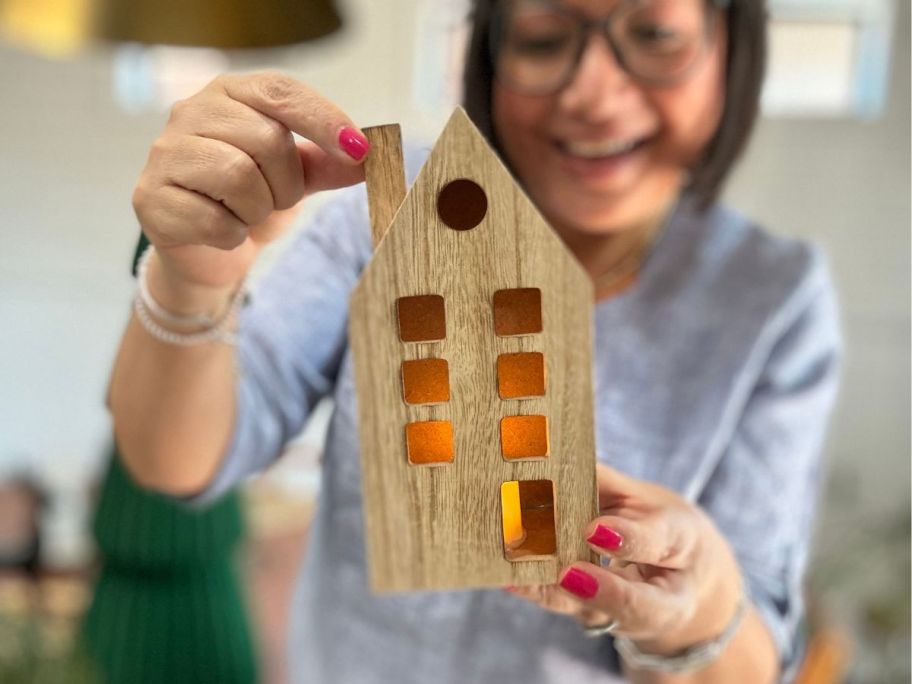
left=297, top=139, right=367, bottom=196
left=596, top=463, right=639, bottom=509
left=248, top=202, right=305, bottom=245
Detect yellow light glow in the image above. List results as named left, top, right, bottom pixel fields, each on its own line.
left=0, top=0, right=92, bottom=56
left=501, top=481, right=524, bottom=548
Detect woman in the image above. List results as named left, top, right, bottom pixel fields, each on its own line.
left=108, top=0, right=841, bottom=681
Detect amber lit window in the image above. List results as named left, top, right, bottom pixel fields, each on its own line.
left=500, top=415, right=549, bottom=460
left=500, top=480, right=556, bottom=561
left=405, top=420, right=454, bottom=465
left=401, top=358, right=450, bottom=405
left=397, top=294, right=445, bottom=342
left=496, top=352, right=545, bottom=399
left=493, top=288, right=542, bottom=337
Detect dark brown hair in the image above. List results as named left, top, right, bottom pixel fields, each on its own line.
left=462, top=0, right=768, bottom=209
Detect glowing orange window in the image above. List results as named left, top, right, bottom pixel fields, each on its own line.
left=397, top=294, right=445, bottom=342
left=405, top=420, right=454, bottom=466
left=500, top=415, right=549, bottom=460
left=501, top=479, right=557, bottom=561
left=496, top=352, right=545, bottom=399
left=401, top=358, right=450, bottom=405
left=493, top=288, right=542, bottom=337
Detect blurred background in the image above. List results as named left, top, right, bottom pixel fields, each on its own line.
left=0, top=0, right=908, bottom=682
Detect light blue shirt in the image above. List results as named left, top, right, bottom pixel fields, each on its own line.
left=192, top=150, right=842, bottom=683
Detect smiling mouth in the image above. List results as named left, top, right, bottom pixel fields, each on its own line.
left=558, top=137, right=650, bottom=160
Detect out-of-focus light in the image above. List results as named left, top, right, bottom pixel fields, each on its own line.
left=0, top=0, right=343, bottom=58
left=96, top=0, right=341, bottom=49
left=501, top=480, right=524, bottom=548
left=113, top=44, right=229, bottom=113
left=764, top=0, right=894, bottom=118
left=0, top=0, right=93, bottom=57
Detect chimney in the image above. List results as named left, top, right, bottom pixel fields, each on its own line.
left=362, top=124, right=407, bottom=248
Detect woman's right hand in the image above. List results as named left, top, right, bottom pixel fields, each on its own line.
left=132, top=71, right=370, bottom=303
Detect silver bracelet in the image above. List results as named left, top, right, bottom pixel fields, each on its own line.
left=133, top=246, right=246, bottom=346
left=614, top=593, right=748, bottom=674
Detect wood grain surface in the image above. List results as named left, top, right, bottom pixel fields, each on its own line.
left=350, top=107, right=597, bottom=593
left=362, top=124, right=406, bottom=247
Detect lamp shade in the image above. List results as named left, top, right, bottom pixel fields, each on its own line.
left=95, top=0, right=342, bottom=48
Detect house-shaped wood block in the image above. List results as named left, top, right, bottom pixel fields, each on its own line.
left=349, top=107, right=597, bottom=593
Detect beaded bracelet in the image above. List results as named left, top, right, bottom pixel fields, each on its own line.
left=136, top=246, right=220, bottom=329
left=133, top=246, right=246, bottom=346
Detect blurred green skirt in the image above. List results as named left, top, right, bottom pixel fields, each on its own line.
left=81, top=454, right=256, bottom=683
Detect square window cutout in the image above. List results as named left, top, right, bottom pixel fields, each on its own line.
left=497, top=352, right=545, bottom=399
left=397, top=295, right=445, bottom=343
left=405, top=420, right=454, bottom=466
left=500, top=415, right=549, bottom=460
left=401, top=358, right=450, bottom=405
left=501, top=480, right=556, bottom=561
left=493, top=288, right=542, bottom=337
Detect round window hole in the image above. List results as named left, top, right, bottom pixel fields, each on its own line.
left=437, top=179, right=487, bottom=231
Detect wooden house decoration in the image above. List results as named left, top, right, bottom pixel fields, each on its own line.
left=350, top=107, right=597, bottom=594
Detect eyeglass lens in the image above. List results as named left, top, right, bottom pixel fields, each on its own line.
left=495, top=0, right=715, bottom=93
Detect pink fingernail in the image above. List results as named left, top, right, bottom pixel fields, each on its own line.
left=559, top=567, right=598, bottom=599
left=587, top=525, right=624, bottom=551
left=338, top=126, right=369, bottom=161
left=503, top=585, right=518, bottom=593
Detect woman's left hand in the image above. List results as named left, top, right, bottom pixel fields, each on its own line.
left=506, top=464, right=744, bottom=655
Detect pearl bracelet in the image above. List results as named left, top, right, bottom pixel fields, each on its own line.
left=133, top=246, right=246, bottom=346
left=136, top=246, right=222, bottom=329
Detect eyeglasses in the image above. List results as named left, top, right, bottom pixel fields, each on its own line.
left=490, top=0, right=729, bottom=95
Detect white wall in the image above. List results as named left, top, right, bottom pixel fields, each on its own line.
left=0, top=0, right=445, bottom=489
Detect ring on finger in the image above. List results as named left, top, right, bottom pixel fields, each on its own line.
left=583, top=618, right=621, bottom=638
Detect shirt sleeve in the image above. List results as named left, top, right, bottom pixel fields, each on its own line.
left=186, top=186, right=372, bottom=506
left=697, top=250, right=843, bottom=680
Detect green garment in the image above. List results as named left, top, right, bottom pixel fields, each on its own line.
left=81, top=234, right=256, bottom=683
left=81, top=456, right=256, bottom=683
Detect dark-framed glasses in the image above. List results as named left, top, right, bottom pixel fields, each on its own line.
left=491, top=0, right=730, bottom=94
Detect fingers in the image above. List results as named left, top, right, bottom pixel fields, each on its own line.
left=215, top=71, right=369, bottom=165
left=170, top=91, right=305, bottom=210
left=136, top=184, right=248, bottom=251
left=162, top=71, right=366, bottom=216
left=248, top=203, right=304, bottom=245
left=558, top=563, right=690, bottom=639
left=596, top=462, right=639, bottom=507
left=297, top=140, right=366, bottom=194
left=585, top=513, right=694, bottom=569
left=152, top=134, right=273, bottom=227
left=132, top=70, right=368, bottom=286
left=593, top=463, right=698, bottom=568
left=504, top=584, right=580, bottom=617
left=504, top=584, right=613, bottom=627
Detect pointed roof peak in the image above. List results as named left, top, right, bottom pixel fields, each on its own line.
left=443, top=105, right=473, bottom=130
left=416, top=105, right=515, bottom=191
left=434, top=105, right=490, bottom=153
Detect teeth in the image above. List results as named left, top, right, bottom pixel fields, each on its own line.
left=564, top=138, right=637, bottom=159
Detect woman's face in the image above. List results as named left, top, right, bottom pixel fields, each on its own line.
left=492, top=0, right=728, bottom=236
